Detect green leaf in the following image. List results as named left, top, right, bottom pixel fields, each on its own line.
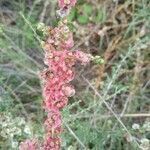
left=77, top=15, right=89, bottom=24
left=82, top=4, right=93, bottom=15
left=67, top=8, right=76, bottom=22
left=93, top=9, right=106, bottom=23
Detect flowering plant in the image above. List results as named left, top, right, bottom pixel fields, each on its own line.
left=19, top=0, right=103, bottom=149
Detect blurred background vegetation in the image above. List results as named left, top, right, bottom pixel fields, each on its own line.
left=0, top=0, right=150, bottom=149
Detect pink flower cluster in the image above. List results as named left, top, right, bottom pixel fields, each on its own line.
left=40, top=19, right=91, bottom=149
left=20, top=22, right=91, bottom=150
left=19, top=1, right=92, bottom=150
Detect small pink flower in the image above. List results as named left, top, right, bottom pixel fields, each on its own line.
left=60, top=33, right=74, bottom=49
left=19, top=139, right=39, bottom=150
left=58, top=0, right=77, bottom=8
left=74, top=50, right=92, bottom=65
left=54, top=97, right=68, bottom=109
left=43, top=136, right=61, bottom=150
left=44, top=96, right=68, bottom=110
left=62, top=84, right=75, bottom=97
left=43, top=43, right=56, bottom=52
left=40, top=69, right=54, bottom=81
left=44, top=110, right=62, bottom=135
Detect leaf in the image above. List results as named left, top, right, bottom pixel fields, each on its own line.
left=93, top=8, right=106, bottom=23
left=67, top=8, right=76, bottom=22
left=82, top=4, right=93, bottom=15
left=77, top=15, right=89, bottom=24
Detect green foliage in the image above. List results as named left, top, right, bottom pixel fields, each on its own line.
left=67, top=8, right=77, bottom=22
left=0, top=91, right=13, bottom=112
left=77, top=4, right=92, bottom=24
left=0, top=76, right=13, bottom=112
left=67, top=2, right=106, bottom=24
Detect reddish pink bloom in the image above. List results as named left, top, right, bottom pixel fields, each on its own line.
left=42, top=24, right=91, bottom=148
left=44, top=110, right=62, bottom=136
left=74, top=50, right=92, bottom=65
left=54, top=97, right=68, bottom=109
left=58, top=0, right=77, bottom=8
left=64, top=69, right=75, bottom=82
left=44, top=96, right=68, bottom=110
left=62, top=84, right=75, bottom=97
left=20, top=1, right=92, bottom=149
left=60, top=33, right=74, bottom=49
left=19, top=139, right=39, bottom=150
left=43, top=137, right=61, bottom=150
left=46, top=26, right=74, bottom=50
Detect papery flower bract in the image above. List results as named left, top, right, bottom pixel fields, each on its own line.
left=74, top=50, right=92, bottom=65
left=46, top=25, right=74, bottom=50
left=44, top=110, right=62, bottom=136
left=54, top=97, right=69, bottom=109
left=43, top=42, right=56, bottom=52
left=58, top=0, right=77, bottom=8
left=43, top=136, right=61, bottom=150
left=61, top=33, right=74, bottom=49
left=44, top=96, right=68, bottom=110
left=19, top=139, right=39, bottom=150
left=62, top=84, right=75, bottom=97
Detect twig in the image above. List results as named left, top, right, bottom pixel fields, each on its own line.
left=2, top=32, right=42, bottom=69
left=4, top=85, right=30, bottom=121
left=63, top=122, right=87, bottom=149
left=39, top=0, right=50, bottom=22
left=20, top=12, right=42, bottom=44
left=72, top=113, right=150, bottom=119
